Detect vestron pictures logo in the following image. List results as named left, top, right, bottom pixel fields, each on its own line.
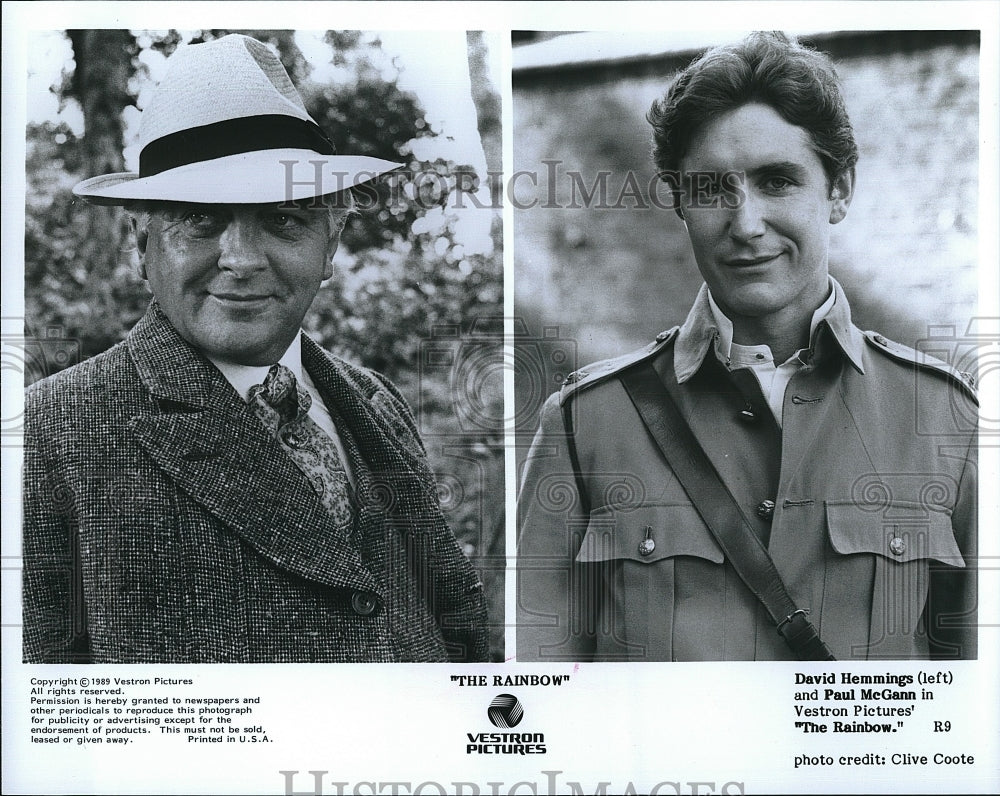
left=488, top=694, right=523, bottom=728
left=466, top=694, right=546, bottom=755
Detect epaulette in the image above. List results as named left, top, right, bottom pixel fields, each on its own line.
left=559, top=327, right=679, bottom=406
left=863, top=331, right=978, bottom=405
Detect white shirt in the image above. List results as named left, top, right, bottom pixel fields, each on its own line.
left=207, top=335, right=356, bottom=486
left=706, top=280, right=837, bottom=427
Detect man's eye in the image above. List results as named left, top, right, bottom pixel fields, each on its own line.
left=762, top=176, right=794, bottom=192
left=269, top=213, right=302, bottom=228
left=182, top=211, right=219, bottom=228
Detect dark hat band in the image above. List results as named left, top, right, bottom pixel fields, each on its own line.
left=138, top=114, right=336, bottom=177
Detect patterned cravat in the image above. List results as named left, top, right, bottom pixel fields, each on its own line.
left=248, top=364, right=354, bottom=528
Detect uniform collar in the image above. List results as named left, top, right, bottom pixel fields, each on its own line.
left=674, top=276, right=866, bottom=383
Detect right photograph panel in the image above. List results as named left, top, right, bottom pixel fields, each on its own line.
left=513, top=30, right=980, bottom=662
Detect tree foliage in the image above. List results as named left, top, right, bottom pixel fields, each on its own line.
left=26, top=30, right=148, bottom=361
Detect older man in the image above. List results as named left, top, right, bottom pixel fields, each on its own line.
left=23, top=34, right=489, bottom=663
left=517, top=32, right=977, bottom=662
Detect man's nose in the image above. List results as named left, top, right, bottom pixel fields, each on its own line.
left=218, top=219, right=267, bottom=273
left=728, top=190, right=766, bottom=242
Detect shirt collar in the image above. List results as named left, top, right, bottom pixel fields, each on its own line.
left=706, top=279, right=837, bottom=365
left=208, top=334, right=304, bottom=402
left=674, top=276, right=865, bottom=383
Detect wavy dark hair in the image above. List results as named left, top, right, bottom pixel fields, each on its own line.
left=648, top=31, right=859, bottom=187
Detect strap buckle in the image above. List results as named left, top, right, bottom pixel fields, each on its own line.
left=776, top=608, right=809, bottom=634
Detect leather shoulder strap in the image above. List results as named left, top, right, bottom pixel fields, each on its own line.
left=559, top=328, right=679, bottom=406
left=619, top=361, right=835, bottom=661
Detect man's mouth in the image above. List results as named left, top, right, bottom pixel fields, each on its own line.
left=209, top=292, right=273, bottom=306
left=725, top=253, right=782, bottom=268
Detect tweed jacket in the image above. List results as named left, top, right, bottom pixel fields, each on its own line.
left=517, top=284, right=977, bottom=662
left=23, top=303, right=489, bottom=663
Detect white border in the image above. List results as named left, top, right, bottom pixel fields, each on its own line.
left=3, top=3, right=998, bottom=795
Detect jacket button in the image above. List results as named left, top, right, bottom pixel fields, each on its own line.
left=638, top=525, right=655, bottom=556
left=889, top=537, right=906, bottom=557
left=282, top=430, right=305, bottom=449
left=351, top=591, right=380, bottom=616
left=756, top=500, right=775, bottom=521
left=737, top=408, right=757, bottom=423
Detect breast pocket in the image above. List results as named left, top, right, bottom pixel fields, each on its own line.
left=574, top=504, right=724, bottom=661
left=824, top=500, right=965, bottom=659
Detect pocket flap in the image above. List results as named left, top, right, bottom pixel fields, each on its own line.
left=825, top=501, right=964, bottom=568
left=575, top=504, right=724, bottom=564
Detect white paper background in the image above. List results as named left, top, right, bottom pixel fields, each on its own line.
left=3, top=3, right=998, bottom=795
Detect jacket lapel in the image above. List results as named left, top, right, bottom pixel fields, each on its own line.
left=301, top=336, right=436, bottom=501
left=300, top=334, right=450, bottom=604
left=124, top=304, right=377, bottom=593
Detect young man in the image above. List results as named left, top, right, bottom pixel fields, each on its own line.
left=23, top=34, right=489, bottom=663
left=517, top=32, right=977, bottom=662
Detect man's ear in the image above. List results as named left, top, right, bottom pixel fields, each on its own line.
left=323, top=235, right=339, bottom=281
left=130, top=216, right=149, bottom=280
left=829, top=167, right=855, bottom=225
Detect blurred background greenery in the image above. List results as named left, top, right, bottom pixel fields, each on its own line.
left=23, top=29, right=505, bottom=660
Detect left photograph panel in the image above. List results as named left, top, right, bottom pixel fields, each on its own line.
left=19, top=29, right=504, bottom=663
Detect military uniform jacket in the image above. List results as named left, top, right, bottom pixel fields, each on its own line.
left=517, top=284, right=977, bottom=661
left=23, top=302, right=489, bottom=663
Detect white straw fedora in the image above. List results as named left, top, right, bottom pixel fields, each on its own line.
left=72, top=34, right=402, bottom=205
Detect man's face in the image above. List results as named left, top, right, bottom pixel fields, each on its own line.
left=137, top=203, right=337, bottom=366
left=679, top=102, right=852, bottom=327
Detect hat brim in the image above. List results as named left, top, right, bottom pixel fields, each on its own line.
left=72, top=150, right=404, bottom=205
